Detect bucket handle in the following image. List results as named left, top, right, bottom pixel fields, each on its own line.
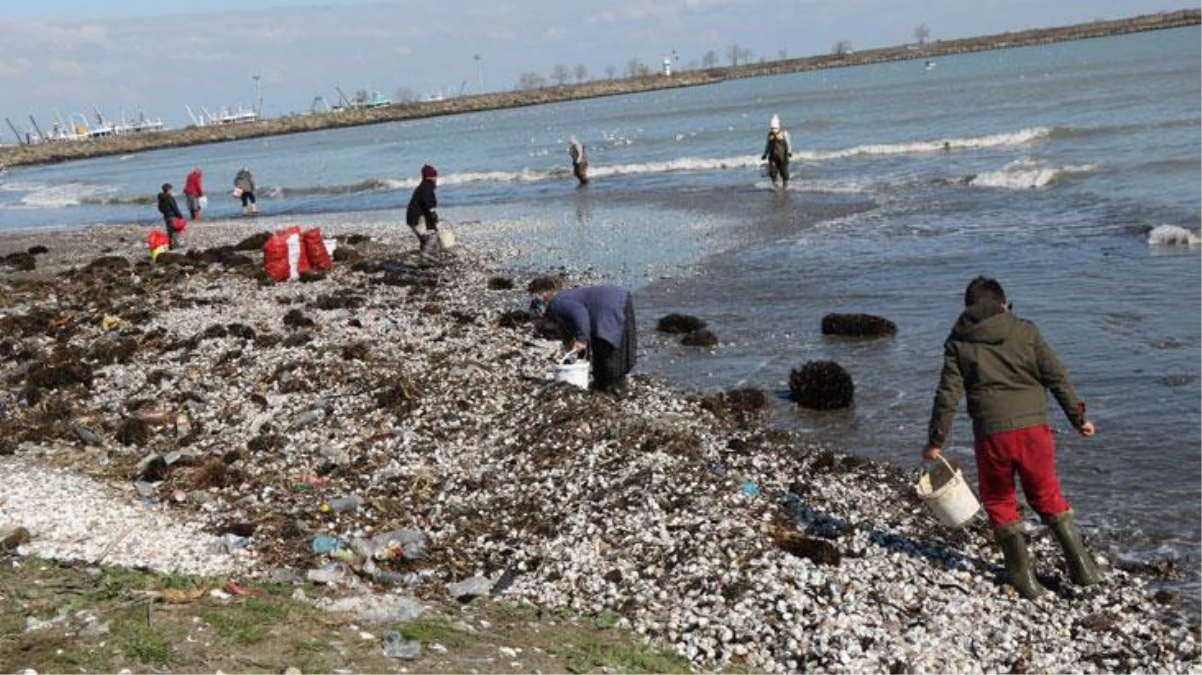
left=559, top=345, right=590, bottom=365
left=916, top=455, right=960, bottom=486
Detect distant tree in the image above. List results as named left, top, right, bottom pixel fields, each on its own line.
left=354, top=89, right=369, bottom=105
left=550, top=64, right=571, bottom=86
left=516, top=72, right=547, bottom=90
left=702, top=50, right=718, bottom=68
left=914, top=23, right=930, bottom=44
left=777, top=48, right=788, bottom=60
left=832, top=40, right=853, bottom=56
left=574, top=64, right=589, bottom=83
left=627, top=58, right=644, bottom=78
left=392, top=87, right=417, bottom=103
left=727, top=45, right=741, bottom=66
left=605, top=65, right=617, bottom=80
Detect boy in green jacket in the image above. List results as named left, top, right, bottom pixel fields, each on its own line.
left=924, top=276, right=1100, bottom=599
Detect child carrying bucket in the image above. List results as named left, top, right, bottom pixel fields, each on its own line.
left=923, top=276, right=1100, bottom=600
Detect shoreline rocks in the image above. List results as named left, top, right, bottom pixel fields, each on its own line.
left=0, top=221, right=1196, bottom=672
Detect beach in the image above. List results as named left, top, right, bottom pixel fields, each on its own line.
left=0, top=217, right=1197, bottom=673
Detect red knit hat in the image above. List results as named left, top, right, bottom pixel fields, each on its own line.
left=421, top=164, right=438, bottom=179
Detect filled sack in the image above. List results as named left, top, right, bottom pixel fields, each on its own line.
left=262, top=226, right=311, bottom=282
left=147, top=230, right=169, bottom=260
left=302, top=227, right=332, bottom=271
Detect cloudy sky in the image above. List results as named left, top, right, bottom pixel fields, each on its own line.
left=0, top=0, right=1191, bottom=134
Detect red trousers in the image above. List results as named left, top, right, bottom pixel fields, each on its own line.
left=974, top=425, right=1070, bottom=526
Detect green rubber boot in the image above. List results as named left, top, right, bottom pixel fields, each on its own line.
left=995, top=523, right=1047, bottom=600
left=1047, top=509, right=1102, bottom=586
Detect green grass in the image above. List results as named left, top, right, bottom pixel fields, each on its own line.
left=202, top=597, right=292, bottom=645
left=397, top=615, right=464, bottom=645
left=594, top=609, right=623, bottom=630
left=563, top=637, right=693, bottom=674
left=49, top=645, right=116, bottom=674
left=112, top=613, right=174, bottom=663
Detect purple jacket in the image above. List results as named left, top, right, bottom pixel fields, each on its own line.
left=547, top=285, right=629, bottom=348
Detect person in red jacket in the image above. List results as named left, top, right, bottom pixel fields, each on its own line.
left=183, top=168, right=205, bottom=220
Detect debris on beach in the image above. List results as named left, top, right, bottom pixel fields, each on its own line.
left=0, top=222, right=1196, bottom=673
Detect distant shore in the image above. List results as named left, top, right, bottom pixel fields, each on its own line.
left=0, top=9, right=1196, bottom=169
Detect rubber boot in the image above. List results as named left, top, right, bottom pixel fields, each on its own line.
left=995, top=522, right=1047, bottom=600
left=1047, top=509, right=1101, bottom=586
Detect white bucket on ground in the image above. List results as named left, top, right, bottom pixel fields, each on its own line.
left=323, top=238, right=338, bottom=255
left=552, top=360, right=589, bottom=389
left=437, top=227, right=457, bottom=249
left=916, top=457, right=980, bottom=528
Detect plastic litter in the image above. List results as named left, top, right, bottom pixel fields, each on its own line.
left=322, top=495, right=363, bottom=514
left=382, top=630, right=422, bottom=659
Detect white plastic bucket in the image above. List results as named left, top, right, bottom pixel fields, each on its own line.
left=323, top=238, right=338, bottom=255
left=437, top=228, right=457, bottom=249
left=552, top=360, right=590, bottom=389
left=916, top=457, right=981, bottom=528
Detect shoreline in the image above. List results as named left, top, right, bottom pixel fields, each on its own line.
left=0, top=220, right=1197, bottom=672
left=0, top=9, right=1197, bottom=170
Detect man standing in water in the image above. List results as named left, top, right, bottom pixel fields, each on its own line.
left=760, top=114, right=792, bottom=189
left=183, top=167, right=205, bottom=220
left=234, top=167, right=258, bottom=215
left=923, top=276, right=1101, bottom=600
left=406, top=164, right=441, bottom=258
left=568, top=137, right=589, bottom=186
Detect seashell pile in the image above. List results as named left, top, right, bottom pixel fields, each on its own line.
left=0, top=219, right=1197, bottom=673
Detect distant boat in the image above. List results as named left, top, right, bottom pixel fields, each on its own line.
left=924, top=60, right=937, bottom=71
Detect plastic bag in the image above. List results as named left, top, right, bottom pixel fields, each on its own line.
left=233, top=187, right=243, bottom=198
left=197, top=195, right=208, bottom=209
left=171, top=217, right=187, bottom=233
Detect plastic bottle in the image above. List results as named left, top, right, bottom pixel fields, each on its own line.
left=321, top=495, right=362, bottom=514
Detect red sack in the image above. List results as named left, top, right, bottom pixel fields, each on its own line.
left=262, top=234, right=290, bottom=282
left=302, top=227, right=332, bottom=271
left=147, top=230, right=169, bottom=250
left=171, top=217, right=187, bottom=233
left=262, top=226, right=311, bottom=281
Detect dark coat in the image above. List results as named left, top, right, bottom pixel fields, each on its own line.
left=927, top=303, right=1087, bottom=447
left=406, top=179, right=438, bottom=228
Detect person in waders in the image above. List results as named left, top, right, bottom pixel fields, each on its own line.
left=234, top=167, right=258, bottom=215
left=568, top=137, right=589, bottom=186
left=156, top=183, right=184, bottom=250
left=761, top=114, right=792, bottom=189
left=924, top=276, right=1101, bottom=600
left=405, top=164, right=441, bottom=260
left=530, top=284, right=637, bottom=398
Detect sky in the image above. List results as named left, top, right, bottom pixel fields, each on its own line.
left=0, top=0, right=1195, bottom=136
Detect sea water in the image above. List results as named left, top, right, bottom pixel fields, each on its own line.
left=1, top=27, right=1198, bottom=601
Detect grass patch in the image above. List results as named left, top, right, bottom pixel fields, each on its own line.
left=49, top=645, right=116, bottom=674
left=113, top=612, right=174, bottom=663
left=594, top=609, right=622, bottom=630
left=563, top=637, right=692, bottom=674
left=397, top=615, right=464, bottom=645
left=202, top=597, right=292, bottom=645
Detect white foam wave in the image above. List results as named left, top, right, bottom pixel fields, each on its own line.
left=1147, top=225, right=1202, bottom=247
left=968, top=159, right=1095, bottom=190
left=20, top=182, right=115, bottom=208
left=797, top=127, right=1053, bottom=161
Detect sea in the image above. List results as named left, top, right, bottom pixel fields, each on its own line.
left=2, top=27, right=1199, bottom=605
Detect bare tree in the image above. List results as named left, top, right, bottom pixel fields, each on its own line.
left=832, top=40, right=853, bottom=56
left=516, top=72, right=546, bottom=90
left=574, top=64, right=589, bottom=83
left=702, top=50, right=718, bottom=68
left=777, top=48, right=788, bottom=60
left=392, top=87, right=417, bottom=104
left=627, top=58, right=644, bottom=78
left=914, top=23, right=930, bottom=44
left=550, top=64, right=571, bottom=86
left=727, top=45, right=741, bottom=66
left=605, top=65, right=617, bottom=80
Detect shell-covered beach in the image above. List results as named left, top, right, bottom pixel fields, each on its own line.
left=0, top=218, right=1196, bottom=673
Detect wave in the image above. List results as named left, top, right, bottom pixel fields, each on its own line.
left=797, top=127, right=1053, bottom=161
left=967, top=159, right=1096, bottom=190
left=21, top=182, right=118, bottom=208
left=1147, top=224, right=1202, bottom=247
